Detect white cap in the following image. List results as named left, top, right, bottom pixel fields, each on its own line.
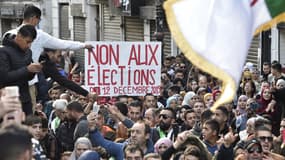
left=244, top=62, right=254, bottom=72
left=52, top=99, right=68, bottom=110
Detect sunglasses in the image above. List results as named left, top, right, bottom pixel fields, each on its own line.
left=159, top=114, right=172, bottom=120
left=258, top=136, right=273, bottom=142
left=245, top=78, right=252, bottom=81
left=248, top=147, right=262, bottom=154
left=159, top=145, right=168, bottom=149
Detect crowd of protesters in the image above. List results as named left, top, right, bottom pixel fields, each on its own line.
left=2, top=51, right=285, bottom=160
left=1, top=4, right=285, bottom=160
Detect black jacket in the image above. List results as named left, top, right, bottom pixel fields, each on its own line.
left=0, top=36, right=34, bottom=103
left=39, top=52, right=89, bottom=97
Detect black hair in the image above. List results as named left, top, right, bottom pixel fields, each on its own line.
left=175, top=68, right=185, bottom=74
left=184, top=145, right=201, bottom=159
left=271, top=60, right=279, bottom=65
left=44, top=48, right=56, bottom=53
left=204, top=119, right=220, bottom=135
left=115, top=102, right=128, bottom=116
left=173, top=78, right=185, bottom=86
left=164, top=56, right=172, bottom=61
left=169, top=85, right=181, bottom=94
left=243, top=80, right=257, bottom=98
left=161, top=71, right=172, bottom=79
left=18, top=24, right=37, bottom=40
left=117, top=95, right=128, bottom=101
left=128, top=101, right=143, bottom=111
left=144, top=93, right=156, bottom=100
left=216, top=106, right=229, bottom=118
left=254, top=117, right=271, bottom=129
left=184, top=109, right=196, bottom=120
left=263, top=61, right=271, bottom=67
left=23, top=5, right=41, bottom=20
left=255, top=125, right=271, bottom=133
left=123, top=144, right=143, bottom=158
left=0, top=124, right=33, bottom=160
left=41, top=118, right=49, bottom=129
left=201, top=109, right=213, bottom=123
left=24, top=115, right=42, bottom=126
left=271, top=62, right=282, bottom=72
left=66, top=101, right=84, bottom=113
left=162, top=107, right=176, bottom=119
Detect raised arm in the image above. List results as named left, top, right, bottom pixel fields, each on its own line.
left=87, top=111, right=125, bottom=160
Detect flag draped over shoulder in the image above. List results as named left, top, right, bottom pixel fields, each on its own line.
left=164, top=0, right=285, bottom=110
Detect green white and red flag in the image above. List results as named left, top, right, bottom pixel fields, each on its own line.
left=164, top=0, right=285, bottom=110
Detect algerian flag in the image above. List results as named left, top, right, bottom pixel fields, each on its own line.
left=164, top=0, right=285, bottom=110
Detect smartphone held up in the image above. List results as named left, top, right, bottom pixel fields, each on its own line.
left=93, top=102, right=100, bottom=114
left=2, top=86, right=19, bottom=98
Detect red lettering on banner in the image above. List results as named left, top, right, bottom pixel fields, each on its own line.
left=97, top=66, right=101, bottom=84
left=132, top=69, right=157, bottom=85
left=141, top=70, right=149, bottom=85
left=97, top=67, right=126, bottom=86
left=151, top=86, right=160, bottom=94
left=149, top=70, right=156, bottom=85
left=90, top=87, right=100, bottom=94
left=128, top=66, right=131, bottom=85
left=102, top=69, right=110, bottom=85
left=118, top=66, right=125, bottom=85
left=88, top=44, right=119, bottom=65
left=113, top=86, right=149, bottom=94
left=133, top=70, right=140, bottom=85
left=110, top=70, right=117, bottom=85
left=86, top=42, right=161, bottom=96
left=87, top=69, right=95, bottom=85
left=147, top=44, right=159, bottom=65
left=128, top=44, right=159, bottom=65
left=88, top=50, right=95, bottom=65
left=128, top=45, right=140, bottom=65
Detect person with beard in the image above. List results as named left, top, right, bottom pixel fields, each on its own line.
left=105, top=104, right=160, bottom=144
left=65, top=101, right=88, bottom=141
left=87, top=111, right=154, bottom=160
left=55, top=101, right=79, bottom=155
left=213, top=106, right=229, bottom=135
left=55, top=112, right=77, bottom=155
left=50, top=99, right=68, bottom=134
left=157, top=108, right=177, bottom=141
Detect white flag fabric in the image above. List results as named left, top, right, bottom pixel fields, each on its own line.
left=164, top=0, right=285, bottom=110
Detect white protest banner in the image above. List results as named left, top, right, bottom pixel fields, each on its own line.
left=85, top=42, right=161, bottom=96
